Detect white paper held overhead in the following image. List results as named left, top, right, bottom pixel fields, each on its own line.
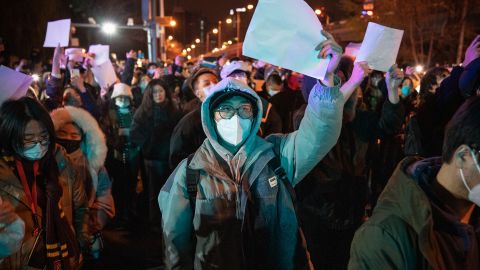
left=0, top=65, right=33, bottom=105
left=43, top=19, right=71, bottom=47
left=243, top=0, right=329, bottom=80
left=91, top=60, right=117, bottom=89
left=356, top=22, right=404, bottom=72
left=89, top=45, right=110, bottom=66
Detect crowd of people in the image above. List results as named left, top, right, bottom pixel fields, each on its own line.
left=0, top=28, right=479, bottom=270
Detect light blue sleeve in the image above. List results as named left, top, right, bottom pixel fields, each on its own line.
left=158, top=159, right=194, bottom=270
left=267, top=77, right=344, bottom=187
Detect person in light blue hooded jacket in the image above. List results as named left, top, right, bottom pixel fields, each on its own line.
left=158, top=31, right=371, bottom=269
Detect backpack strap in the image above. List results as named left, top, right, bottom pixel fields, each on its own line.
left=267, top=156, right=296, bottom=206
left=185, top=154, right=200, bottom=212
left=267, top=156, right=312, bottom=268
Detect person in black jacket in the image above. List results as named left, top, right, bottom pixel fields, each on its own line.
left=293, top=63, right=405, bottom=270
left=169, top=68, right=219, bottom=169
left=131, top=79, right=182, bottom=229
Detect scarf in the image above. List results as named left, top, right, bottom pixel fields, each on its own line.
left=12, top=155, right=80, bottom=269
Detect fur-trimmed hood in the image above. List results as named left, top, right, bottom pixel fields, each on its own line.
left=50, top=106, right=107, bottom=172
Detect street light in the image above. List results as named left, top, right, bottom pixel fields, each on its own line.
left=191, top=44, right=196, bottom=49
left=187, top=48, right=191, bottom=52
left=226, top=18, right=233, bottom=24
left=168, top=35, right=173, bottom=40
left=315, top=9, right=322, bottom=15
left=195, top=38, right=201, bottom=44
left=247, top=4, right=254, bottom=10
left=170, top=44, right=175, bottom=48
left=102, top=22, right=117, bottom=35
left=227, top=40, right=233, bottom=45
left=169, top=20, right=177, bottom=27
left=415, top=65, right=424, bottom=73
left=212, top=28, right=219, bottom=34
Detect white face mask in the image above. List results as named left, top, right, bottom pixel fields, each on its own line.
left=200, top=84, right=216, bottom=102
left=460, top=148, right=480, bottom=206
left=268, top=89, right=280, bottom=97
left=115, top=98, right=130, bottom=108
left=22, top=143, right=48, bottom=161
left=216, top=115, right=252, bottom=147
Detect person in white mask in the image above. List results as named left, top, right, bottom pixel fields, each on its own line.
left=169, top=68, right=219, bottom=168
left=0, top=97, right=87, bottom=269
left=159, top=30, right=354, bottom=269
left=102, top=82, right=141, bottom=228
left=350, top=96, right=480, bottom=270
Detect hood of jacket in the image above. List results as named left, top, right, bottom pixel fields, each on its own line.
left=50, top=106, right=107, bottom=173
left=191, top=77, right=273, bottom=182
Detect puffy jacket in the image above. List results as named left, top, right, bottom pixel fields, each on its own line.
left=0, top=146, right=88, bottom=270
left=159, top=77, right=344, bottom=269
left=51, top=106, right=115, bottom=230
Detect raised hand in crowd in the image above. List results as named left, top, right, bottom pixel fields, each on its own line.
left=463, top=35, right=480, bottom=67
left=315, top=30, right=343, bottom=87
left=341, top=61, right=372, bottom=99
left=405, top=66, right=415, bottom=77
left=52, top=43, right=65, bottom=78
left=126, top=49, right=137, bottom=59
left=386, top=64, right=404, bottom=104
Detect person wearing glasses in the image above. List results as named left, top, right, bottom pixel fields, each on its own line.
left=0, top=97, right=88, bottom=270
left=349, top=97, right=480, bottom=270
left=158, top=32, right=369, bottom=269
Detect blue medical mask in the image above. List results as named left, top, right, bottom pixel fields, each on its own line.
left=21, top=143, right=48, bottom=161
left=401, top=85, right=411, bottom=97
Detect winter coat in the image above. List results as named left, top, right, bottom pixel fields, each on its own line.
left=159, top=77, right=345, bottom=269
left=50, top=106, right=115, bottom=230
left=349, top=157, right=480, bottom=270
left=0, top=146, right=88, bottom=270
left=101, top=106, right=140, bottom=163
left=169, top=107, right=204, bottom=169
left=131, top=102, right=183, bottom=161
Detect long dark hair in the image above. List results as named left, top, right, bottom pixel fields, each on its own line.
left=0, top=97, right=60, bottom=181
left=136, top=78, right=173, bottom=118
left=0, top=97, right=57, bottom=156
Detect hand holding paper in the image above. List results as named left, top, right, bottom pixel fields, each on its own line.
left=356, top=22, right=404, bottom=72
left=386, top=64, right=404, bottom=104
left=341, top=61, right=372, bottom=99
left=315, top=30, right=343, bottom=86
left=243, top=0, right=329, bottom=80
left=52, top=44, right=65, bottom=77
left=43, top=19, right=71, bottom=47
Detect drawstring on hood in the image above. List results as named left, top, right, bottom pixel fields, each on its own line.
left=190, top=77, right=272, bottom=183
